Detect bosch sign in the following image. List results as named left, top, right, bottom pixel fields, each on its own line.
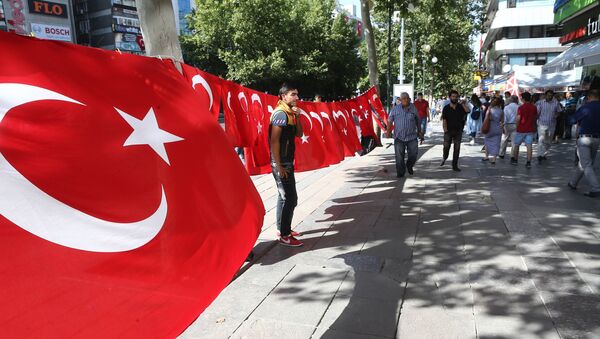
left=31, top=23, right=71, bottom=41
left=28, top=0, right=68, bottom=18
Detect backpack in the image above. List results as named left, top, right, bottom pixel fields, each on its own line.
left=470, top=105, right=481, bottom=120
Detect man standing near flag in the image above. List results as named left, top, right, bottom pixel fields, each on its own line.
left=270, top=83, right=304, bottom=247
left=386, top=92, right=424, bottom=178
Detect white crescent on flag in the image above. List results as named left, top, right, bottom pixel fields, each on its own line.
left=320, top=112, right=333, bottom=131
left=310, top=111, right=324, bottom=131
left=297, top=108, right=313, bottom=130
left=0, top=83, right=168, bottom=253
left=191, top=74, right=213, bottom=110
left=332, top=110, right=348, bottom=126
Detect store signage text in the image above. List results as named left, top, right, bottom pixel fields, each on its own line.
left=28, top=0, right=68, bottom=18
left=31, top=22, right=71, bottom=41
left=560, top=14, right=600, bottom=44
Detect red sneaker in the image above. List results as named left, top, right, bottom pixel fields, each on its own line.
left=277, top=230, right=302, bottom=237
left=278, top=236, right=303, bottom=247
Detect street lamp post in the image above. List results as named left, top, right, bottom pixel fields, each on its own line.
left=422, top=44, right=430, bottom=97
left=430, top=56, right=438, bottom=102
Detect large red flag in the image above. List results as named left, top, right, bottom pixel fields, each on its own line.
left=221, top=80, right=258, bottom=147
left=0, top=32, right=264, bottom=338
left=181, top=64, right=223, bottom=120
left=330, top=101, right=362, bottom=156
left=355, top=94, right=377, bottom=138
left=314, top=102, right=344, bottom=164
left=294, top=101, right=328, bottom=172
left=366, top=87, right=389, bottom=130
left=243, top=89, right=273, bottom=175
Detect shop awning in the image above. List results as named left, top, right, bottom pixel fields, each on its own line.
left=543, top=38, right=600, bottom=73
left=519, top=67, right=581, bottom=89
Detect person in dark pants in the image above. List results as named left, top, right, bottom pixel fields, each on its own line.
left=270, top=83, right=304, bottom=247
left=441, top=90, right=470, bottom=171
left=385, top=92, right=424, bottom=178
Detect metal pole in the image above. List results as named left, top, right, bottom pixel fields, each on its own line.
left=411, top=41, right=416, bottom=85
left=387, top=5, right=392, bottom=111
left=422, top=59, right=426, bottom=96
left=399, top=18, right=405, bottom=85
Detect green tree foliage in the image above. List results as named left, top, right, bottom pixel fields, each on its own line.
left=366, top=0, right=485, bottom=105
left=181, top=0, right=365, bottom=99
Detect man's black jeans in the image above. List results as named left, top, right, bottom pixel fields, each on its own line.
left=443, top=130, right=463, bottom=167
left=271, top=162, right=298, bottom=237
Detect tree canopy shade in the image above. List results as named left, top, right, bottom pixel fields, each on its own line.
left=363, top=0, right=485, bottom=104
left=181, top=0, right=366, bottom=100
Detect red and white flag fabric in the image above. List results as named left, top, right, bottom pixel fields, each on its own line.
left=221, top=80, right=258, bottom=147
left=181, top=63, right=224, bottom=120
left=0, top=32, right=264, bottom=338
left=242, top=90, right=274, bottom=175
left=294, top=101, right=328, bottom=172
left=314, top=102, right=345, bottom=165
left=330, top=101, right=362, bottom=156
left=366, top=87, right=388, bottom=130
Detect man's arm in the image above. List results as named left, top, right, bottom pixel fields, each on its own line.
left=270, top=126, right=288, bottom=178
left=441, top=107, right=448, bottom=133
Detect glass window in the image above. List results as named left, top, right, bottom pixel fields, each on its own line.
left=526, top=55, right=536, bottom=66
left=507, top=0, right=517, bottom=8
left=531, top=26, right=544, bottom=38
left=547, top=53, right=560, bottom=62
left=535, top=54, right=547, bottom=65
left=509, top=54, right=526, bottom=66
left=518, top=26, right=530, bottom=38
left=506, top=27, right=518, bottom=39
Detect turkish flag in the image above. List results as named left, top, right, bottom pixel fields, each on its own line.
left=329, top=101, right=362, bottom=156
left=0, top=32, right=264, bottom=337
left=181, top=64, right=223, bottom=120
left=221, top=80, right=258, bottom=147
left=354, top=95, right=377, bottom=138
left=366, top=87, right=388, bottom=130
left=294, top=101, right=328, bottom=171
left=242, top=90, right=274, bottom=175
left=314, top=102, right=344, bottom=165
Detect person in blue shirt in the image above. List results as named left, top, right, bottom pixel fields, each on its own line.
left=568, top=89, right=600, bottom=198
left=385, top=92, right=424, bottom=178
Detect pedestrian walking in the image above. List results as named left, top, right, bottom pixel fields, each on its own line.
left=414, top=93, right=430, bottom=144
left=467, top=94, right=483, bottom=145
left=441, top=90, right=470, bottom=171
left=482, top=97, right=504, bottom=165
left=512, top=92, right=537, bottom=168
left=563, top=91, right=577, bottom=139
left=500, top=95, right=519, bottom=159
left=567, top=89, right=600, bottom=198
left=270, top=83, right=304, bottom=247
left=386, top=92, right=424, bottom=178
left=536, top=89, right=562, bottom=164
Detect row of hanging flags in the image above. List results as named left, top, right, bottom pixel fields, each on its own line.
left=180, top=64, right=389, bottom=175
left=0, top=30, right=388, bottom=338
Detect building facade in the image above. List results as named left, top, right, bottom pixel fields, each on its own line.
left=73, top=0, right=144, bottom=54
left=481, top=0, right=567, bottom=78
left=543, top=0, right=600, bottom=90
left=172, top=0, right=194, bottom=35
left=1, top=0, right=76, bottom=42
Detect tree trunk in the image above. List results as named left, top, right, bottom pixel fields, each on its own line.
left=137, top=0, right=183, bottom=70
left=361, top=0, right=379, bottom=90
left=360, top=0, right=382, bottom=140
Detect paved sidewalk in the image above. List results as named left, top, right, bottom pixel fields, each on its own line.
left=181, top=123, right=600, bottom=339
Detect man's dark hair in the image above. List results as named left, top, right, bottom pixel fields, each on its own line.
left=588, top=89, right=600, bottom=99
left=417, top=92, right=423, bottom=97
left=448, top=90, right=459, bottom=97
left=504, top=91, right=511, bottom=97
left=521, top=92, right=531, bottom=102
left=545, top=89, right=554, bottom=95
left=279, top=83, right=298, bottom=98
left=470, top=94, right=481, bottom=106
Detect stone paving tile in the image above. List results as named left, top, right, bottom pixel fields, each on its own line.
left=231, top=318, right=316, bottom=339
left=540, top=292, right=600, bottom=339
left=522, top=256, right=594, bottom=295
left=317, top=294, right=401, bottom=338
left=312, top=327, right=389, bottom=339
left=249, top=265, right=348, bottom=327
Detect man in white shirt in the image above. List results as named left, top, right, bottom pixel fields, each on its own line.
left=500, top=95, right=519, bottom=159
left=536, top=90, right=562, bottom=163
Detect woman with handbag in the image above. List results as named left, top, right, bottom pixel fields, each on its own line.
left=482, top=97, right=504, bottom=165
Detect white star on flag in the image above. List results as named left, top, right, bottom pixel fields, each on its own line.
left=301, top=133, right=310, bottom=144
left=257, top=121, right=263, bottom=134
left=116, top=107, right=184, bottom=165
left=342, top=128, right=348, bottom=135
